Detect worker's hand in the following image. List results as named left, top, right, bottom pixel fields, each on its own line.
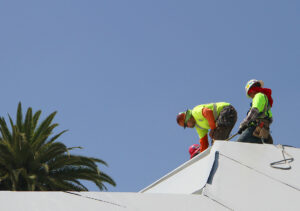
left=209, top=129, right=215, bottom=139
left=238, top=126, right=247, bottom=134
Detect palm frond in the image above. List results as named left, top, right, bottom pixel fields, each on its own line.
left=32, top=110, right=41, bottom=131
left=16, top=102, right=23, bottom=132
left=0, top=117, right=12, bottom=143
left=31, top=111, right=57, bottom=145
left=31, top=123, right=59, bottom=151
left=47, top=177, right=87, bottom=191
left=24, top=107, right=33, bottom=142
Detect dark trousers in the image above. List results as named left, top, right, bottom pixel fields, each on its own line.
left=237, top=126, right=273, bottom=144
left=213, top=105, right=237, bottom=140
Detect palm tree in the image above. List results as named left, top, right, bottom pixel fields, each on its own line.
left=0, top=102, right=116, bottom=191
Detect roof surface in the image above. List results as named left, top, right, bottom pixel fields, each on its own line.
left=1, top=141, right=299, bottom=211
left=142, top=141, right=300, bottom=210
left=0, top=191, right=228, bottom=211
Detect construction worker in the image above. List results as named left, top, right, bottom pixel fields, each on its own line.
left=189, top=144, right=200, bottom=159
left=237, top=79, right=273, bottom=144
left=177, top=102, right=237, bottom=152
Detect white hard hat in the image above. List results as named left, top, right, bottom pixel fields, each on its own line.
left=245, top=79, right=264, bottom=97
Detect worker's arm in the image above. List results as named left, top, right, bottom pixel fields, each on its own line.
left=239, top=93, right=268, bottom=131
left=239, top=107, right=259, bottom=129
left=202, top=108, right=216, bottom=129
left=199, top=135, right=209, bottom=152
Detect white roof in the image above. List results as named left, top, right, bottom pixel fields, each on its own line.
left=141, top=141, right=300, bottom=210
left=1, top=141, right=299, bottom=211
left=0, top=191, right=227, bottom=211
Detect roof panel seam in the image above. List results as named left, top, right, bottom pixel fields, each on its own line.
left=219, top=153, right=300, bottom=192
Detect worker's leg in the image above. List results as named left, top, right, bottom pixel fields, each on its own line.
left=213, top=126, right=231, bottom=140
left=265, top=134, right=273, bottom=144
left=237, top=126, right=263, bottom=144
left=214, top=105, right=237, bottom=140
left=217, top=105, right=237, bottom=127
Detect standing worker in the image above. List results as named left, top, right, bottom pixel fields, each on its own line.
left=177, top=102, right=237, bottom=152
left=237, top=79, right=273, bottom=144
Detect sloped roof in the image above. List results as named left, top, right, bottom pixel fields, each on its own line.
left=141, top=141, right=300, bottom=210
left=1, top=142, right=299, bottom=211
left=0, top=191, right=228, bottom=211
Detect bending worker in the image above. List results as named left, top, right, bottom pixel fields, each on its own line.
left=237, top=79, right=273, bottom=144
left=177, top=102, right=237, bottom=152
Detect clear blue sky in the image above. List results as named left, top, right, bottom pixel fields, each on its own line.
left=0, top=1, right=299, bottom=192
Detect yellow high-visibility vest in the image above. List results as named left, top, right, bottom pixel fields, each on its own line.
left=192, top=102, right=230, bottom=138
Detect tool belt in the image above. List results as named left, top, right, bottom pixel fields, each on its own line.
left=252, top=119, right=270, bottom=139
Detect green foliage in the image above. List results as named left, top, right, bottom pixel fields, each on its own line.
left=0, top=102, right=116, bottom=191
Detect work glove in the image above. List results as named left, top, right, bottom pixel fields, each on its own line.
left=238, top=125, right=247, bottom=134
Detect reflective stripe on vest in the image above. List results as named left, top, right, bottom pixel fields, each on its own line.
left=195, top=119, right=206, bottom=130
left=213, top=103, right=218, bottom=121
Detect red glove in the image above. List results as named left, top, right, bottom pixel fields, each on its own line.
left=199, top=135, right=209, bottom=152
